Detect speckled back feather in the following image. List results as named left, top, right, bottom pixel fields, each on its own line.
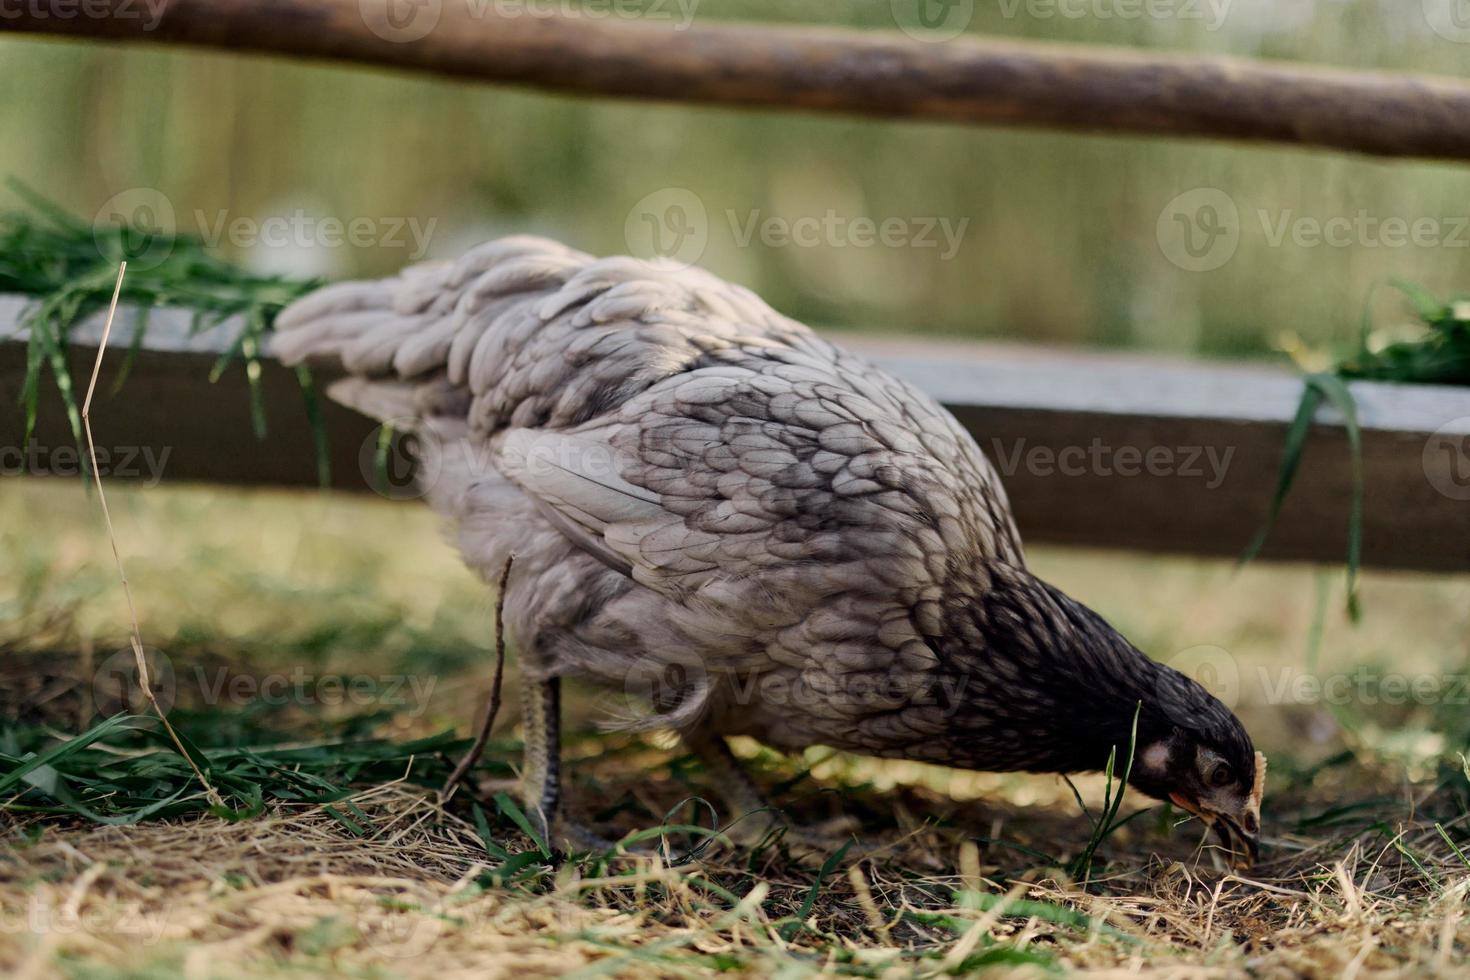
left=272, top=237, right=1034, bottom=749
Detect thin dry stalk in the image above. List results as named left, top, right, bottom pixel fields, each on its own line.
left=441, top=554, right=515, bottom=800
left=80, top=262, right=222, bottom=808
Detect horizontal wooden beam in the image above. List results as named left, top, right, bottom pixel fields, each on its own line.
left=2, top=298, right=1468, bottom=573
left=6, top=0, right=1470, bottom=161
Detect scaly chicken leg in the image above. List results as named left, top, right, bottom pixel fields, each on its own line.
left=517, top=674, right=562, bottom=844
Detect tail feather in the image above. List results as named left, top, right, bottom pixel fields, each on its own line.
left=271, top=233, right=812, bottom=436
left=270, top=237, right=588, bottom=380
left=326, top=376, right=472, bottom=433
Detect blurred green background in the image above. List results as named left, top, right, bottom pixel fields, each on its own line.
left=4, top=0, right=1469, bottom=358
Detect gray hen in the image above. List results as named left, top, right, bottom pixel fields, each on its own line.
left=273, top=237, right=1263, bottom=865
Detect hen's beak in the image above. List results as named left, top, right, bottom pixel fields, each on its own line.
left=1170, top=793, right=1260, bottom=869
left=1211, top=809, right=1260, bottom=869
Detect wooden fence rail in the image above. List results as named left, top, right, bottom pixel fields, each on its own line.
left=4, top=9, right=1469, bottom=574
left=5, top=0, right=1470, bottom=161
left=4, top=301, right=1468, bottom=573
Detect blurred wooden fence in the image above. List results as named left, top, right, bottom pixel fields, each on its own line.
left=2, top=3, right=1469, bottom=573
left=3, top=302, right=1468, bottom=572
left=6, top=0, right=1470, bottom=160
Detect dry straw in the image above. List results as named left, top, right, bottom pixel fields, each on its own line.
left=80, top=261, right=222, bottom=808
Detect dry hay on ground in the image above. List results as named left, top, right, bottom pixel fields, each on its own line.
left=2, top=750, right=1467, bottom=979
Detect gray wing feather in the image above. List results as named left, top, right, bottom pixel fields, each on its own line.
left=272, top=236, right=1025, bottom=604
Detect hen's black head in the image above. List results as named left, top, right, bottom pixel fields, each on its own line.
left=949, top=563, right=1264, bottom=866
left=1127, top=689, right=1263, bottom=868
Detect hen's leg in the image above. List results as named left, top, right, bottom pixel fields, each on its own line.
left=518, top=674, right=621, bottom=855
left=683, top=732, right=857, bottom=863
left=518, top=673, right=562, bottom=843
left=684, top=730, right=774, bottom=828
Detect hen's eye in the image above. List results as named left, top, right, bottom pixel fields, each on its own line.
left=1209, top=764, right=1233, bottom=787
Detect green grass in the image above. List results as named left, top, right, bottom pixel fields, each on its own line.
left=0, top=711, right=482, bottom=826
left=0, top=183, right=320, bottom=462
left=1065, top=703, right=1141, bottom=884
left=1246, top=282, right=1470, bottom=620
left=1342, top=282, right=1470, bottom=386
left=2, top=479, right=1468, bottom=975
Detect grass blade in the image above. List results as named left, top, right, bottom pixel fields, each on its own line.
left=1241, top=382, right=1322, bottom=567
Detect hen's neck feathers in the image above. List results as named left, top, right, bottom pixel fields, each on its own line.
left=934, top=563, right=1242, bottom=776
